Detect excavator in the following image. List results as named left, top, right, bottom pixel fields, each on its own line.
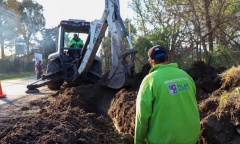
left=26, top=0, right=137, bottom=92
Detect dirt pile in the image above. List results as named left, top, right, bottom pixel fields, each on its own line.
left=108, top=89, right=137, bottom=135
left=198, top=65, right=240, bottom=144
left=0, top=62, right=239, bottom=144
left=0, top=85, right=132, bottom=144
left=107, top=64, right=151, bottom=135
left=199, top=94, right=240, bottom=144
left=186, top=61, right=226, bottom=101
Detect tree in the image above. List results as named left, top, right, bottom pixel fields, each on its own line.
left=130, top=0, right=149, bottom=36
left=133, top=36, right=153, bottom=72
left=168, top=0, right=240, bottom=64
left=18, top=0, right=45, bottom=54
left=38, top=27, right=58, bottom=60
left=130, top=0, right=189, bottom=58
left=130, top=0, right=240, bottom=67
left=0, top=0, right=20, bottom=59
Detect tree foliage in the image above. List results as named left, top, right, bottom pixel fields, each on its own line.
left=0, top=0, right=20, bottom=59
left=130, top=0, right=240, bottom=68
left=0, top=0, right=46, bottom=73
left=133, top=37, right=153, bottom=72
left=18, top=0, right=45, bottom=54
left=38, top=27, right=58, bottom=60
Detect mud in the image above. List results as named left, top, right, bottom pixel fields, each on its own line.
left=0, top=61, right=239, bottom=144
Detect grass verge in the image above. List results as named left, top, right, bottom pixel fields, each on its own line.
left=0, top=72, right=35, bottom=81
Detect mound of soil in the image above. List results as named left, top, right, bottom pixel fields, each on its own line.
left=186, top=61, right=226, bottom=101
left=108, top=89, right=137, bottom=135
left=107, top=64, right=151, bottom=135
left=0, top=85, right=132, bottom=144
left=198, top=94, right=240, bottom=144
left=198, top=65, right=240, bottom=144
left=218, top=65, right=240, bottom=91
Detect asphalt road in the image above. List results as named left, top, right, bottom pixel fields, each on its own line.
left=0, top=77, right=53, bottom=106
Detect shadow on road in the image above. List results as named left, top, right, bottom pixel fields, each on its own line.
left=0, top=98, right=19, bottom=106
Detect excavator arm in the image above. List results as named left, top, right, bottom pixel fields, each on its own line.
left=78, top=0, right=137, bottom=89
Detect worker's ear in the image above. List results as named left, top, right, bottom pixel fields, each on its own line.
left=149, top=59, right=156, bottom=66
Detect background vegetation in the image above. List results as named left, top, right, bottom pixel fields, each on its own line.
left=100, top=0, right=240, bottom=72
left=0, top=0, right=55, bottom=75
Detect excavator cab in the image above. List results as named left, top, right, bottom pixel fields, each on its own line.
left=45, top=19, right=102, bottom=90
left=58, top=20, right=89, bottom=60
left=55, top=20, right=88, bottom=61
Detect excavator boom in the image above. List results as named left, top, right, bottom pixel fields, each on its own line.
left=78, top=0, right=137, bottom=89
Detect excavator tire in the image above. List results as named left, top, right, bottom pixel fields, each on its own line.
left=47, top=60, right=64, bottom=90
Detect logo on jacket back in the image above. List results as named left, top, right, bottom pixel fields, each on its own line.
left=168, top=84, right=177, bottom=94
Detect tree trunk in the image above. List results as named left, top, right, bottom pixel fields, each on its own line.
left=188, top=0, right=208, bottom=57
left=23, top=34, right=31, bottom=54
left=203, top=0, right=213, bottom=64
left=132, top=0, right=148, bottom=36
left=0, top=34, right=4, bottom=60
left=26, top=40, right=30, bottom=54
left=0, top=16, right=3, bottom=59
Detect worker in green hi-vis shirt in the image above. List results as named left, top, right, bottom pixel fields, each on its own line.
left=68, top=33, right=84, bottom=57
left=68, top=33, right=84, bottom=48
left=135, top=45, right=200, bottom=144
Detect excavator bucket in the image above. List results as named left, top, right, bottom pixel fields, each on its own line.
left=104, top=64, right=126, bottom=89
left=103, top=49, right=137, bottom=89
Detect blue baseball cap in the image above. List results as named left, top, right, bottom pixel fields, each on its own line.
left=148, top=45, right=168, bottom=60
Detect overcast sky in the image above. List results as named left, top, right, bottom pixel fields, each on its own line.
left=36, top=0, right=134, bottom=28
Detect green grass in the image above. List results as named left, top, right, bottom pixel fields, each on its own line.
left=0, top=72, right=35, bottom=81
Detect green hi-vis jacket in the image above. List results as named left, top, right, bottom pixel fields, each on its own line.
left=68, top=38, right=84, bottom=48
left=135, top=63, right=200, bottom=144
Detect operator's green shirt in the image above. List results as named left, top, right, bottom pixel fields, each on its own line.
left=135, top=63, right=200, bottom=144
left=68, top=38, right=84, bottom=48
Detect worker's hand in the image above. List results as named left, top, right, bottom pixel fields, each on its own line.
left=70, top=44, right=74, bottom=48
left=79, top=44, right=83, bottom=48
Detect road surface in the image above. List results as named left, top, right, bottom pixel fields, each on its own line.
left=0, top=77, right=55, bottom=119
left=0, top=77, right=54, bottom=106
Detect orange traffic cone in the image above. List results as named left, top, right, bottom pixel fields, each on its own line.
left=0, top=81, right=6, bottom=98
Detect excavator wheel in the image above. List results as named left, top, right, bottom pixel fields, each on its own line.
left=47, top=60, right=64, bottom=90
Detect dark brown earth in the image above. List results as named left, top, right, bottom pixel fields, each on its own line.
left=0, top=61, right=239, bottom=144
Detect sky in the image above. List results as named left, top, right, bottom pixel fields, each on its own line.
left=36, top=0, right=135, bottom=28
